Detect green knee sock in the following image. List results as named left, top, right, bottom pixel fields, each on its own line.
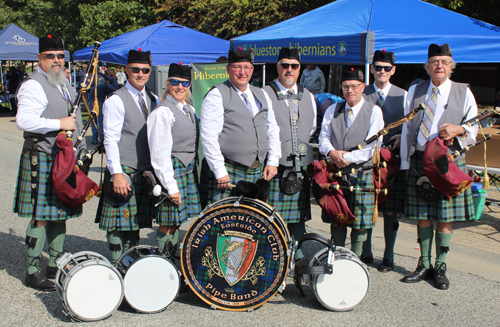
left=361, top=228, right=373, bottom=259
left=26, top=224, right=46, bottom=274
left=156, top=231, right=174, bottom=253
left=330, top=224, right=347, bottom=247
left=383, top=213, right=399, bottom=262
left=435, top=231, right=452, bottom=266
left=288, top=222, right=306, bottom=259
left=45, top=221, right=66, bottom=268
left=123, top=230, right=139, bottom=253
left=351, top=230, right=368, bottom=258
left=172, top=230, right=180, bottom=247
left=107, top=232, right=125, bottom=265
left=417, top=225, right=434, bottom=268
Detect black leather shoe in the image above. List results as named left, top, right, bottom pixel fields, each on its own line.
left=401, top=257, right=433, bottom=283
left=360, top=253, right=373, bottom=264
left=25, top=271, right=56, bottom=292
left=433, top=263, right=450, bottom=290
left=378, top=259, right=394, bottom=272
left=45, top=266, right=58, bottom=280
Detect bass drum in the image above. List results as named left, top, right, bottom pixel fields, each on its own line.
left=181, top=196, right=290, bottom=311
left=116, top=245, right=180, bottom=313
left=55, top=251, right=123, bottom=322
left=309, top=247, right=370, bottom=311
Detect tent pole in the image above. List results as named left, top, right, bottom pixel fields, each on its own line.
left=262, top=64, right=266, bottom=86
left=0, top=61, right=3, bottom=91
left=365, top=63, right=369, bottom=85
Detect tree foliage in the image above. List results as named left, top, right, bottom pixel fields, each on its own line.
left=424, top=0, right=500, bottom=27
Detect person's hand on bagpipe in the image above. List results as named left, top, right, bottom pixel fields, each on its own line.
left=327, top=149, right=349, bottom=168
left=60, top=116, right=77, bottom=132
left=439, top=123, right=466, bottom=141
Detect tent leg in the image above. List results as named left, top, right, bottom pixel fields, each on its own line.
left=262, top=64, right=266, bottom=86
left=365, top=63, right=370, bottom=85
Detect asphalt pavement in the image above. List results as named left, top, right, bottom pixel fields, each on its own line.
left=0, top=114, right=499, bottom=326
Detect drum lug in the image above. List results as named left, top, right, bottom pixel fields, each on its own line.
left=247, top=308, right=254, bottom=312
left=179, top=242, right=184, bottom=250
left=278, top=283, right=286, bottom=293
left=210, top=304, right=218, bottom=310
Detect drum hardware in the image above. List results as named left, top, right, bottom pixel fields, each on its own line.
left=116, top=245, right=180, bottom=313
left=55, top=251, right=123, bottom=322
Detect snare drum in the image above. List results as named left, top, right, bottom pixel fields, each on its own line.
left=116, top=245, right=180, bottom=313
left=181, top=196, right=290, bottom=311
left=309, top=247, right=370, bottom=311
left=55, top=251, right=123, bottom=322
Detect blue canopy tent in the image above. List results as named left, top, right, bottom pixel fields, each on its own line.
left=73, top=20, right=229, bottom=65
left=231, top=0, right=500, bottom=81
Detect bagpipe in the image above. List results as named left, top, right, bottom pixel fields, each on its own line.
left=419, top=107, right=499, bottom=201
left=309, top=103, right=426, bottom=225
left=52, top=41, right=103, bottom=209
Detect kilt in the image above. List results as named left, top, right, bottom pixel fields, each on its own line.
left=200, top=158, right=264, bottom=209
left=405, top=151, right=475, bottom=222
left=378, top=169, right=406, bottom=213
left=97, top=166, right=153, bottom=231
left=321, top=171, right=376, bottom=229
left=267, top=166, right=311, bottom=224
left=155, top=158, right=202, bottom=226
left=13, top=149, right=82, bottom=221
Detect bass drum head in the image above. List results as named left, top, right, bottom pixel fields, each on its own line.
left=182, top=197, right=289, bottom=311
left=311, top=248, right=370, bottom=311
left=62, top=262, right=123, bottom=321
left=123, top=256, right=180, bottom=313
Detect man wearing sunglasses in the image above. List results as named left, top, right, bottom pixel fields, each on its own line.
left=97, top=49, right=158, bottom=265
left=200, top=48, right=280, bottom=206
left=319, top=69, right=384, bottom=259
left=361, top=50, right=407, bottom=272
left=400, top=44, right=478, bottom=290
left=14, top=36, right=85, bottom=292
left=263, top=47, right=317, bottom=260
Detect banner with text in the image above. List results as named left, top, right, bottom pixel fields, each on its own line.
left=191, top=63, right=229, bottom=116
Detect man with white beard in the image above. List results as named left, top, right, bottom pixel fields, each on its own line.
left=263, top=47, right=317, bottom=260
left=13, top=36, right=85, bottom=292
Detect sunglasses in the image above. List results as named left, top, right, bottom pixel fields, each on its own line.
left=280, top=63, right=300, bottom=70
left=42, top=53, right=65, bottom=60
left=374, top=65, right=393, bottom=72
left=169, top=79, right=191, bottom=87
left=129, top=67, right=151, bottom=74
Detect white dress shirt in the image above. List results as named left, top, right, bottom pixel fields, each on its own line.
left=400, top=78, right=478, bottom=170
left=16, top=67, right=69, bottom=133
left=319, top=98, right=385, bottom=164
left=103, top=81, right=154, bottom=175
left=201, top=81, right=281, bottom=179
left=148, top=95, right=197, bottom=195
left=275, top=80, right=317, bottom=136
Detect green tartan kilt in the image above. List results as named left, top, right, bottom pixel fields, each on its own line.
left=200, top=158, right=264, bottom=209
left=267, top=166, right=311, bottom=224
left=321, top=171, right=376, bottom=229
left=378, top=169, right=407, bottom=213
left=97, top=166, right=153, bottom=231
left=155, top=158, right=202, bottom=226
left=13, top=149, right=82, bottom=221
left=405, top=151, right=475, bottom=222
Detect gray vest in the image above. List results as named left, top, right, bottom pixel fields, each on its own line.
left=22, top=71, right=84, bottom=155
left=155, top=98, right=198, bottom=167
left=263, top=83, right=315, bottom=144
left=216, top=80, right=269, bottom=167
left=113, top=87, right=151, bottom=171
left=329, top=101, right=375, bottom=170
left=363, top=84, right=406, bottom=143
left=407, top=80, right=468, bottom=159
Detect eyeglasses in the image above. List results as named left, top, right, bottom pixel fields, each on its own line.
left=169, top=79, right=191, bottom=87
left=280, top=63, right=300, bottom=70
left=42, top=53, right=65, bottom=60
left=229, top=64, right=253, bottom=71
left=129, top=67, right=151, bottom=74
left=428, top=59, right=452, bottom=67
left=341, top=83, right=364, bottom=91
left=374, top=65, right=393, bottom=72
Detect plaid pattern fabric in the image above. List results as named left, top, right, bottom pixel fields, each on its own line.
left=378, top=170, right=407, bottom=213
left=405, top=151, right=475, bottom=222
left=267, top=167, right=311, bottom=223
left=13, top=150, right=82, bottom=221
left=200, top=159, right=264, bottom=209
left=155, top=158, right=202, bottom=226
left=97, top=166, right=153, bottom=231
left=321, top=171, right=376, bottom=229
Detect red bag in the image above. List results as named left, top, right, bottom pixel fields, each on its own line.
left=373, top=148, right=400, bottom=205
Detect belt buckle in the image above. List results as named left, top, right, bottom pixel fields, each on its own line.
left=249, top=160, right=260, bottom=169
